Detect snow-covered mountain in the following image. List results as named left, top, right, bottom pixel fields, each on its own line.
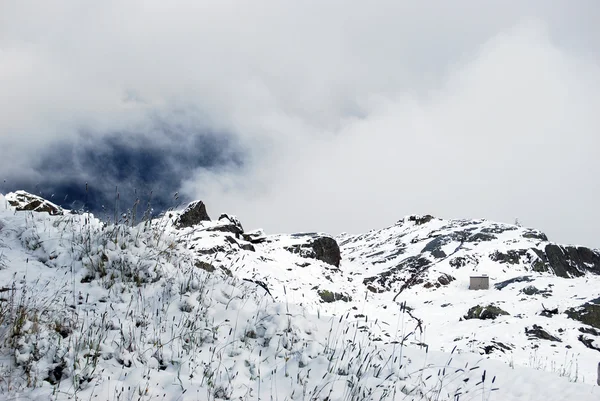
left=1, top=191, right=599, bottom=400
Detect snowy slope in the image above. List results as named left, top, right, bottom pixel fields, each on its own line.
left=0, top=193, right=599, bottom=400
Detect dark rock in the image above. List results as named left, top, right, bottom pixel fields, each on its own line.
left=449, top=255, right=478, bottom=269
left=481, top=340, right=513, bottom=354
left=579, top=327, right=600, bottom=336
left=449, top=256, right=466, bottom=268
left=490, top=250, right=526, bottom=265
left=206, top=224, right=243, bottom=236
left=366, top=285, right=384, bottom=293
left=522, top=285, right=540, bottom=295
left=464, top=304, right=510, bottom=320
left=528, top=245, right=600, bottom=277
left=577, top=335, right=600, bottom=352
left=421, top=237, right=450, bottom=258
left=195, top=261, right=216, bottom=272
left=195, top=246, right=226, bottom=255
left=468, top=232, right=496, bottom=242
left=540, top=306, right=559, bottom=318
left=242, top=229, right=267, bottom=244
left=494, top=275, right=534, bottom=290
left=318, top=290, right=352, bottom=303
left=407, top=215, right=434, bottom=225
left=176, top=201, right=210, bottom=228
left=240, top=243, right=255, bottom=252
left=480, top=224, right=517, bottom=235
left=544, top=244, right=585, bottom=278
left=219, top=213, right=243, bottom=229
left=286, top=235, right=341, bottom=267
left=6, top=191, right=63, bottom=215
left=312, top=236, right=342, bottom=267
left=529, top=249, right=549, bottom=273
left=207, top=214, right=245, bottom=236
left=565, top=297, right=600, bottom=329
left=45, top=361, right=66, bottom=385
left=525, top=325, right=562, bottom=342
left=522, top=230, right=548, bottom=241
left=437, top=273, right=456, bottom=286
left=364, top=256, right=431, bottom=294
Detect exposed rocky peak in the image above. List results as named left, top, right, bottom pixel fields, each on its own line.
left=338, top=214, right=600, bottom=294
left=5, top=190, right=64, bottom=215
left=175, top=200, right=211, bottom=228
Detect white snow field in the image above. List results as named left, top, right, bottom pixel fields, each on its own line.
left=0, top=192, right=599, bottom=400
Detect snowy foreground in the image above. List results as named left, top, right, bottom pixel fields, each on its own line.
left=0, top=192, right=599, bottom=400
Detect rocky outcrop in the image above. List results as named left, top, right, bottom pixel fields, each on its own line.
left=437, top=273, right=455, bottom=286
left=565, top=297, right=600, bottom=329
left=285, top=234, right=341, bottom=268
left=6, top=191, right=63, bottom=216
left=525, top=325, right=562, bottom=342
left=206, top=214, right=244, bottom=236
left=242, top=229, right=267, bottom=244
left=522, top=230, right=548, bottom=241
left=464, top=304, right=510, bottom=320
left=363, top=256, right=431, bottom=293
left=521, top=285, right=552, bottom=297
left=494, top=275, right=534, bottom=290
left=406, top=215, right=435, bottom=225
left=175, top=201, right=211, bottom=228
left=317, top=289, right=352, bottom=303
left=489, top=250, right=527, bottom=265
left=544, top=244, right=600, bottom=277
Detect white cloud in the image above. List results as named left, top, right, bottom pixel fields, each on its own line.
left=1, top=1, right=599, bottom=245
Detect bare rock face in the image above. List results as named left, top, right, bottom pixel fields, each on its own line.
left=285, top=234, right=342, bottom=268
left=205, top=214, right=244, bottom=236
left=464, top=304, right=510, bottom=320
left=175, top=201, right=211, bottom=228
left=5, top=191, right=63, bottom=215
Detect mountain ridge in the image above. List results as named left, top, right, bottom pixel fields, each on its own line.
left=1, top=190, right=600, bottom=400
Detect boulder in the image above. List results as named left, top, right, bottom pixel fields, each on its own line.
left=464, top=304, right=509, bottom=320
left=310, top=236, right=341, bottom=267
left=6, top=191, right=63, bottom=216
left=522, top=285, right=541, bottom=296
left=525, top=325, right=561, bottom=342
left=565, top=297, right=600, bottom=329
left=522, top=230, right=548, bottom=241
left=242, top=229, right=267, bottom=244
left=317, top=289, right=352, bottom=303
left=286, top=234, right=341, bottom=268
left=206, top=214, right=244, bottom=236
left=437, top=273, right=456, bottom=286
left=175, top=201, right=210, bottom=228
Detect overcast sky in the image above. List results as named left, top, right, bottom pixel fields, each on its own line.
left=1, top=1, right=599, bottom=246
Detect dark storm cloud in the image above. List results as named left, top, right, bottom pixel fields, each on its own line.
left=7, top=122, right=244, bottom=218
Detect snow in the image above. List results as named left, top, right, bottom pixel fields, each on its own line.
left=0, top=192, right=599, bottom=400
